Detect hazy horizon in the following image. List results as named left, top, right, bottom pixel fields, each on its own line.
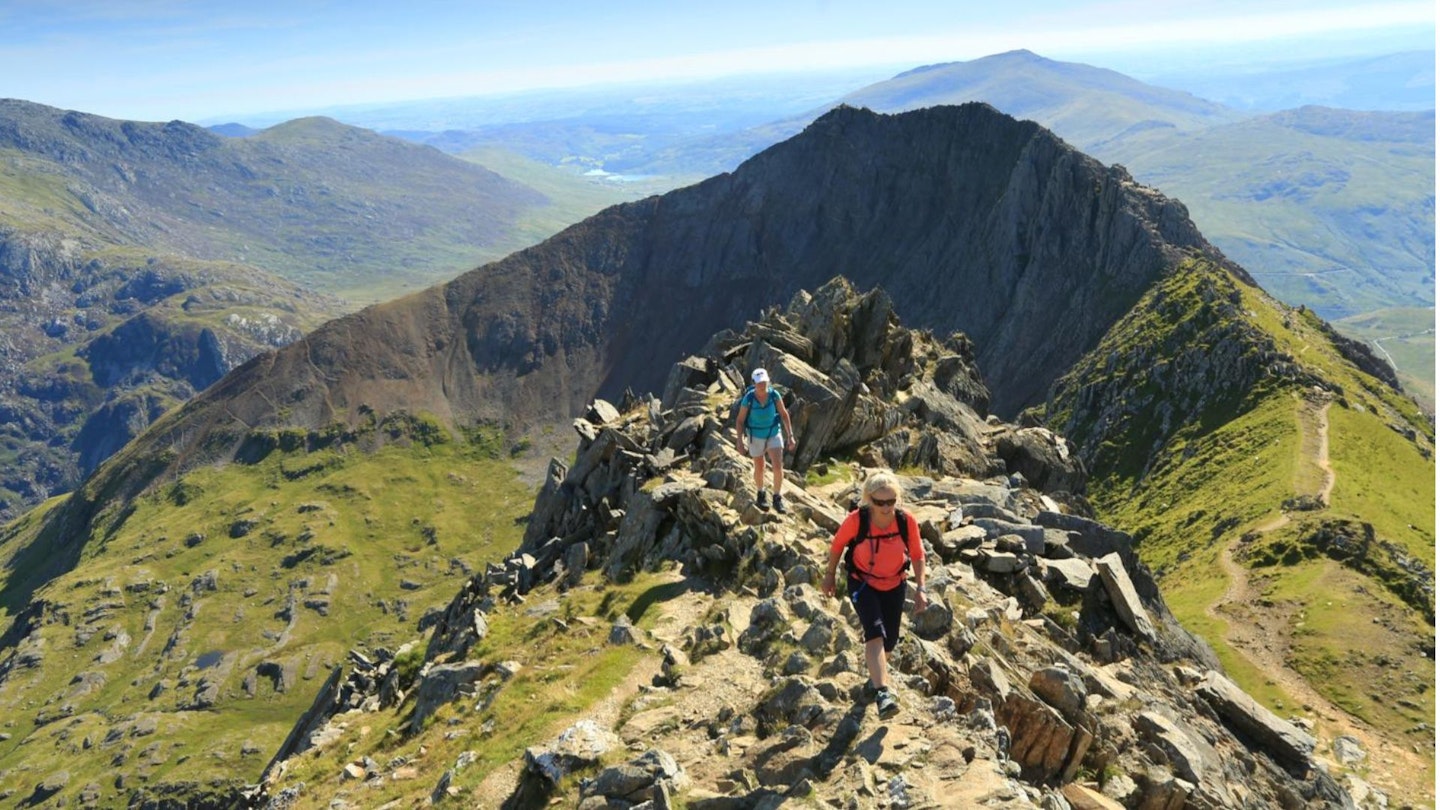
left=2, top=0, right=1433, bottom=124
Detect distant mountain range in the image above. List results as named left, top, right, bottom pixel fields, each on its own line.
left=0, top=100, right=594, bottom=518
left=362, top=49, right=1433, bottom=400
left=0, top=101, right=552, bottom=302
left=1134, top=49, right=1436, bottom=112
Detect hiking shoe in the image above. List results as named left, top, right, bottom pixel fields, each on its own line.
left=773, top=492, right=787, bottom=514
left=755, top=489, right=770, bottom=511
left=875, top=688, right=899, bottom=719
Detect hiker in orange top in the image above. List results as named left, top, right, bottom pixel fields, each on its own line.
left=821, top=471, right=926, bottom=719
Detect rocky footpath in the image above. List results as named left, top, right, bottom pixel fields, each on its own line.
left=255, top=280, right=1360, bottom=809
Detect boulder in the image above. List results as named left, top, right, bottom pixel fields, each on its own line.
left=409, top=662, right=485, bottom=733
left=524, top=720, right=622, bottom=785
left=1042, top=557, right=1095, bottom=592
left=1196, top=671, right=1316, bottom=774
left=1028, top=665, right=1087, bottom=724
left=1094, top=553, right=1156, bottom=642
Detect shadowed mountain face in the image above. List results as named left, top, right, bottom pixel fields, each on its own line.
left=121, top=103, right=1238, bottom=480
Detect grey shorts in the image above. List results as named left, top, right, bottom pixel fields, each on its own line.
left=746, top=433, right=783, bottom=458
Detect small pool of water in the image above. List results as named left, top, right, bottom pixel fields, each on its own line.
left=196, top=650, right=223, bottom=669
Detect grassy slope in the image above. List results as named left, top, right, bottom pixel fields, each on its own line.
left=1056, top=261, right=1435, bottom=789
left=456, top=145, right=688, bottom=244
left=1104, top=114, right=1435, bottom=320
left=262, top=569, right=678, bottom=809
left=1333, top=307, right=1436, bottom=412
left=0, top=428, right=533, bottom=804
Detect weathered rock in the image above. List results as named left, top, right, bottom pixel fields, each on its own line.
left=1062, top=782, right=1125, bottom=810
left=1043, top=557, right=1095, bottom=592
left=1028, top=665, right=1087, bottom=724
left=1134, top=711, right=1219, bottom=787
left=1094, top=553, right=1156, bottom=642
left=1196, top=670, right=1316, bottom=774
left=525, top=720, right=622, bottom=785
left=409, top=662, right=485, bottom=733
left=996, top=692, right=1090, bottom=781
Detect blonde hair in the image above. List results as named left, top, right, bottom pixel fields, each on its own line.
left=862, top=471, right=901, bottom=505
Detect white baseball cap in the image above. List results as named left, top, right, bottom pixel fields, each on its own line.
left=751, top=368, right=769, bottom=383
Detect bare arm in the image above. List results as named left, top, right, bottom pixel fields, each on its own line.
left=821, top=545, right=844, bottom=597
left=776, top=398, right=796, bottom=448
left=909, top=513, right=927, bottom=611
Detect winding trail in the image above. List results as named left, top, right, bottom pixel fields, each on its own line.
left=1314, top=400, right=1335, bottom=506
left=1205, top=395, right=1427, bottom=803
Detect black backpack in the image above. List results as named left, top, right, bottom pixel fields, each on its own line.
left=843, top=506, right=912, bottom=584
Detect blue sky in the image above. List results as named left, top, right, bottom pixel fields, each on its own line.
left=1, top=0, right=1433, bottom=122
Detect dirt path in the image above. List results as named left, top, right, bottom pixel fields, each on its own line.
left=1206, top=397, right=1428, bottom=803
left=1314, top=400, right=1335, bottom=506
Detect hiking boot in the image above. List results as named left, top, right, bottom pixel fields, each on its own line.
left=875, top=688, right=899, bottom=719
left=755, top=489, right=770, bottom=511
left=773, top=492, right=787, bottom=514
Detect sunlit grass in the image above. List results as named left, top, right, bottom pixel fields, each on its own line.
left=0, top=435, right=534, bottom=803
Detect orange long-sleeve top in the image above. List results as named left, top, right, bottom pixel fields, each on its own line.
left=829, top=508, right=923, bottom=591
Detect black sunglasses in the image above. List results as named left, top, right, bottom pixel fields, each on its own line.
left=871, top=498, right=896, bottom=507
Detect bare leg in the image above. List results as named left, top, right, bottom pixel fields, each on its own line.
left=865, top=638, right=888, bottom=689
left=766, top=446, right=784, bottom=493
left=752, top=453, right=765, bottom=492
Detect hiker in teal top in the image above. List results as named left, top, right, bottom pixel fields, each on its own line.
left=733, top=368, right=796, bottom=513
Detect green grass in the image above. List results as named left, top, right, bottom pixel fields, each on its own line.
left=1259, top=558, right=1434, bottom=754
left=1333, top=307, right=1436, bottom=412
left=266, top=570, right=689, bottom=809
left=1325, top=404, right=1435, bottom=564
left=1158, top=548, right=1293, bottom=713
left=1045, top=258, right=1435, bottom=788
left=0, top=436, right=534, bottom=806
left=1093, top=391, right=1300, bottom=576
left=1109, top=114, right=1435, bottom=320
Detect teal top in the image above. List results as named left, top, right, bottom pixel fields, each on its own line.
left=742, top=388, right=781, bottom=439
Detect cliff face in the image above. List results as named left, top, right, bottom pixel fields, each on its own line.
left=116, top=103, right=1239, bottom=493
left=0, top=226, right=337, bottom=519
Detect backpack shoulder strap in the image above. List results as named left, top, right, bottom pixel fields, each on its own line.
left=844, top=508, right=868, bottom=581
left=900, top=509, right=914, bottom=565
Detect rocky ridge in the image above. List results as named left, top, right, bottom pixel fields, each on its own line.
left=252, top=280, right=1365, bottom=809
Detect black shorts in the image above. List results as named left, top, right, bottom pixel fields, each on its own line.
left=848, top=578, right=907, bottom=652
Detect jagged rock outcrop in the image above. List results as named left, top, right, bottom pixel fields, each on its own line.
left=255, top=282, right=1346, bottom=809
